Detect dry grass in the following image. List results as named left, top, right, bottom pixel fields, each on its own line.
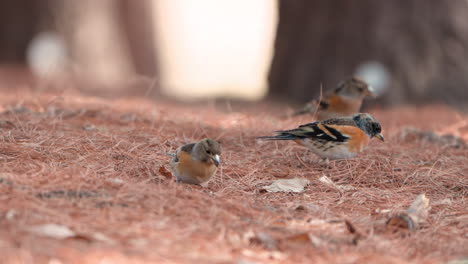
left=0, top=90, right=467, bottom=263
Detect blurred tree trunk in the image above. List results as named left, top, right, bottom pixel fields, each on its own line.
left=0, top=1, right=40, bottom=63
left=118, top=0, right=157, bottom=77
left=56, top=0, right=158, bottom=95
left=268, top=0, right=468, bottom=105
left=60, top=0, right=135, bottom=86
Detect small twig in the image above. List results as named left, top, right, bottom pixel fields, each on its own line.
left=311, top=82, right=323, bottom=120
left=386, top=194, right=431, bottom=232
left=295, top=152, right=309, bottom=168
left=344, top=219, right=364, bottom=245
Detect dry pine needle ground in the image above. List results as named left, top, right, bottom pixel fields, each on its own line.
left=0, top=91, right=467, bottom=263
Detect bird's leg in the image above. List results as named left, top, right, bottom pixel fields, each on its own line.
left=317, top=158, right=333, bottom=169
left=317, top=157, right=328, bottom=164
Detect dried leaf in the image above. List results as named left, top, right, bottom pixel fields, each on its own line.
left=159, top=166, right=172, bottom=179
left=386, top=194, right=431, bottom=232
left=318, top=175, right=356, bottom=191
left=344, top=219, right=363, bottom=244
left=91, top=232, right=116, bottom=244
left=28, top=224, right=76, bottom=239
left=82, top=124, right=97, bottom=131
left=5, top=209, right=17, bottom=220
left=386, top=214, right=415, bottom=231
left=407, top=193, right=430, bottom=224
left=344, top=219, right=357, bottom=234
left=318, top=175, right=334, bottom=185
left=106, top=178, right=125, bottom=185
left=447, top=258, right=468, bottom=264
left=28, top=224, right=116, bottom=244
left=237, top=259, right=260, bottom=264
left=285, top=233, right=312, bottom=243
left=283, top=232, right=323, bottom=247
left=375, top=208, right=391, bottom=214
left=262, top=178, right=309, bottom=193
left=249, top=232, right=277, bottom=250
left=240, top=249, right=285, bottom=261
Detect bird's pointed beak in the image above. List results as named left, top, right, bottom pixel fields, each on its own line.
left=212, top=154, right=220, bottom=167
left=366, top=86, right=377, bottom=97
left=375, top=133, right=385, bottom=141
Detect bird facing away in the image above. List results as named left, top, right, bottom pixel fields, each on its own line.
left=259, top=113, right=384, bottom=160
left=292, top=77, right=375, bottom=120
left=170, top=138, right=221, bottom=187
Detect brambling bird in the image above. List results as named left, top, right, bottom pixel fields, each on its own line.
left=259, top=113, right=384, bottom=160
left=169, top=138, right=221, bottom=187
left=292, top=77, right=375, bottom=120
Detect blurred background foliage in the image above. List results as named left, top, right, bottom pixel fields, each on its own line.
left=0, top=0, right=467, bottom=106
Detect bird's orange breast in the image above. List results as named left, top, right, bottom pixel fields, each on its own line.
left=325, top=95, right=363, bottom=115
left=176, top=151, right=217, bottom=182
left=326, top=125, right=369, bottom=153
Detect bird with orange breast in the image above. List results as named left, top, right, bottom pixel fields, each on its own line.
left=169, top=138, right=221, bottom=187
left=259, top=113, right=384, bottom=160
left=292, top=77, right=376, bottom=120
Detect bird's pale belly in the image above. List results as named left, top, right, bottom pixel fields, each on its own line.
left=171, top=157, right=217, bottom=185
left=300, top=139, right=358, bottom=159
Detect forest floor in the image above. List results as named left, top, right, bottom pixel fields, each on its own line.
left=0, top=89, right=467, bottom=264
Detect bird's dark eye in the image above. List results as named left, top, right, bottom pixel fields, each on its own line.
left=373, top=123, right=381, bottom=132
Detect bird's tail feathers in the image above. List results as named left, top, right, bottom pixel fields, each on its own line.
left=257, top=131, right=301, bottom=141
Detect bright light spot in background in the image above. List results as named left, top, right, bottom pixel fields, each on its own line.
left=152, top=0, right=277, bottom=100
left=355, top=61, right=390, bottom=96
left=27, top=32, right=67, bottom=77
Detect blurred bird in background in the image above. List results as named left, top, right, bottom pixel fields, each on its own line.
left=291, top=77, right=376, bottom=120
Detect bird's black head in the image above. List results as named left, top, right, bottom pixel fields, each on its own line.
left=352, top=113, right=384, bottom=141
